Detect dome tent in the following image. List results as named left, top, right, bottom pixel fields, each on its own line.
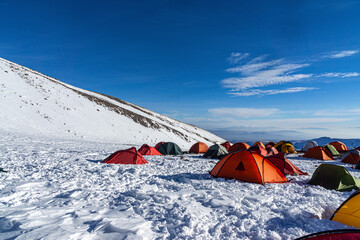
left=329, top=141, right=349, bottom=152
left=103, top=147, right=148, bottom=164
left=210, top=150, right=288, bottom=184
left=303, top=146, right=334, bottom=160
left=266, top=153, right=307, bottom=176
left=331, top=190, right=360, bottom=228
left=281, top=142, right=297, bottom=154
left=266, top=146, right=279, bottom=156
left=265, top=142, right=275, bottom=147
left=155, top=142, right=165, bottom=149
left=308, top=164, right=360, bottom=191
left=295, top=229, right=360, bottom=240
left=253, top=141, right=265, bottom=148
left=189, top=142, right=209, bottom=154
left=341, top=149, right=360, bottom=164
left=249, top=144, right=268, bottom=156
left=302, top=140, right=318, bottom=152
left=157, top=142, right=183, bottom=155
left=221, top=141, right=231, bottom=151
left=274, top=141, right=297, bottom=154
left=323, top=144, right=340, bottom=158
left=138, top=144, right=162, bottom=156
left=228, top=142, right=250, bottom=152
left=203, top=144, right=228, bottom=159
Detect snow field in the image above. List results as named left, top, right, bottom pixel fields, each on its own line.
left=0, top=131, right=358, bottom=239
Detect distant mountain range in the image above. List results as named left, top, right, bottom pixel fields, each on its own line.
left=292, top=137, right=360, bottom=150
left=230, top=136, right=360, bottom=150
left=0, top=57, right=224, bottom=148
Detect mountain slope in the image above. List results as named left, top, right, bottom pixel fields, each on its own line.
left=0, top=57, right=224, bottom=148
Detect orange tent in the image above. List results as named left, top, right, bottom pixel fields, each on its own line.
left=341, top=150, right=360, bottom=164
left=210, top=151, right=288, bottom=184
left=138, top=144, right=162, bottom=156
left=228, top=142, right=250, bottom=152
left=303, top=146, right=334, bottom=160
left=253, top=141, right=265, bottom=148
left=221, top=141, right=231, bottom=151
left=189, top=142, right=209, bottom=153
left=329, top=141, right=349, bottom=152
left=103, top=147, right=148, bottom=164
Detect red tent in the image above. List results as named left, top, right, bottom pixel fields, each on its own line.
left=295, top=229, right=360, bottom=240
left=266, top=146, right=279, bottom=156
left=221, top=141, right=231, bottom=151
left=266, top=153, right=307, bottom=175
left=304, top=146, right=334, bottom=160
left=138, top=144, right=162, bottom=156
left=228, top=142, right=250, bottom=152
left=249, top=144, right=268, bottom=156
left=103, top=147, right=148, bottom=164
left=155, top=142, right=165, bottom=149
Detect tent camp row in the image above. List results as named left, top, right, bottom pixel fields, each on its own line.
left=102, top=140, right=300, bottom=165
left=302, top=140, right=349, bottom=153
left=100, top=139, right=360, bottom=231
left=302, top=140, right=360, bottom=168
left=102, top=142, right=183, bottom=164
left=221, top=140, right=297, bottom=154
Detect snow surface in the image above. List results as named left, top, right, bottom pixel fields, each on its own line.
left=0, top=57, right=224, bottom=149
left=0, top=130, right=359, bottom=240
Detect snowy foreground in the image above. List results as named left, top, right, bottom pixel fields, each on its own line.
left=0, top=132, right=358, bottom=240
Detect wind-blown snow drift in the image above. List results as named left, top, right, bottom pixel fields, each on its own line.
left=0, top=57, right=224, bottom=149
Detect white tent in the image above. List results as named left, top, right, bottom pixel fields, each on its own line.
left=302, top=140, right=318, bottom=152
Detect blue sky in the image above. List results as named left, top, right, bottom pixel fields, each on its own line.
left=1, top=0, right=360, bottom=140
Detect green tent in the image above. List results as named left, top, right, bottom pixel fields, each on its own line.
left=157, top=142, right=183, bottom=155
left=323, top=144, right=340, bottom=157
left=308, top=164, right=360, bottom=191
left=203, top=144, right=228, bottom=159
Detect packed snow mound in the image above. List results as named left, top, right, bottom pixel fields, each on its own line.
left=0, top=131, right=357, bottom=239
left=0, top=57, right=224, bottom=149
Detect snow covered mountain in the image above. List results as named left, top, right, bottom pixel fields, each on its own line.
left=0, top=57, right=224, bottom=148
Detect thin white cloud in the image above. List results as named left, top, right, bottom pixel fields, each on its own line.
left=227, top=52, right=250, bottom=64
left=229, top=87, right=317, bottom=96
left=209, top=107, right=279, bottom=118
left=313, top=108, right=360, bottom=117
left=226, top=59, right=283, bottom=75
left=327, top=50, right=359, bottom=58
left=222, top=51, right=360, bottom=97
left=318, top=72, right=360, bottom=78
left=222, top=70, right=312, bottom=90
left=222, top=54, right=312, bottom=91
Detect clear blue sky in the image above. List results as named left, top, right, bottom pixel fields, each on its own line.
left=1, top=0, right=360, bottom=140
